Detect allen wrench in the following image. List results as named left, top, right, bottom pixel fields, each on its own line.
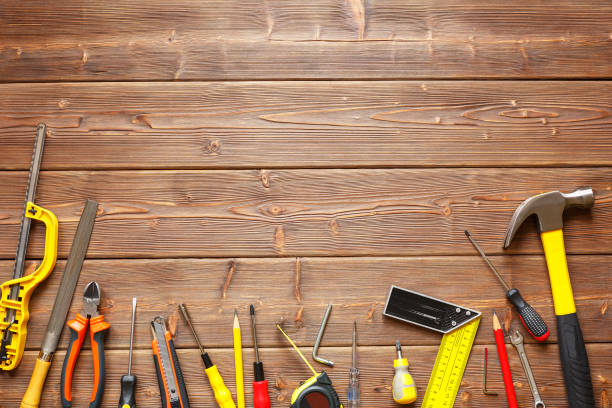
left=312, top=304, right=334, bottom=366
left=482, top=347, right=498, bottom=396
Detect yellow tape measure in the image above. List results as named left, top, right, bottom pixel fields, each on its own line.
left=421, top=317, right=480, bottom=408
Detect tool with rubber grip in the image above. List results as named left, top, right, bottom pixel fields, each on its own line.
left=89, top=316, right=110, bottom=408
left=253, top=360, right=270, bottom=408
left=557, top=314, right=594, bottom=407
left=507, top=289, right=550, bottom=341
left=168, top=336, right=190, bottom=408
left=61, top=314, right=88, bottom=407
left=504, top=188, right=596, bottom=407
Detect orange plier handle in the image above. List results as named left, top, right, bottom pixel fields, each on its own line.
left=60, top=313, right=110, bottom=408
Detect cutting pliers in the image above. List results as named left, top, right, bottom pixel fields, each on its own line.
left=60, top=282, right=110, bottom=408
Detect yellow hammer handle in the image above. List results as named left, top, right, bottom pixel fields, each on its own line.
left=205, top=365, right=237, bottom=408
left=233, top=327, right=245, bottom=408
left=20, top=357, right=51, bottom=408
left=540, top=229, right=576, bottom=316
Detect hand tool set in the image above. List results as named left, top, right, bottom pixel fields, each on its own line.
left=384, top=286, right=481, bottom=407
left=3, top=125, right=600, bottom=407
left=21, top=199, right=98, bottom=408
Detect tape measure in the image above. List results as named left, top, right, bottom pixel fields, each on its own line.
left=421, top=317, right=481, bottom=408
left=276, top=324, right=343, bottom=408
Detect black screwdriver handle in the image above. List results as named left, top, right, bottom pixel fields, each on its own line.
left=119, top=374, right=136, bottom=408
left=506, top=289, right=550, bottom=342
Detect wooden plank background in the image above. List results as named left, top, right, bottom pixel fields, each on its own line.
left=0, top=1, right=610, bottom=407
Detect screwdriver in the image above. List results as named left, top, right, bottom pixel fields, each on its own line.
left=393, top=341, right=417, bottom=404
left=119, top=297, right=137, bottom=408
left=465, top=230, right=550, bottom=342
left=179, top=304, right=236, bottom=408
left=347, top=321, right=359, bottom=408
left=249, top=305, right=270, bottom=408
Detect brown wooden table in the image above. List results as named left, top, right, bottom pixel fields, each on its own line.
left=1, top=1, right=611, bottom=406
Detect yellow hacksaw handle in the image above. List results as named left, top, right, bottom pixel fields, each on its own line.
left=0, top=203, right=58, bottom=371
left=540, top=229, right=575, bottom=316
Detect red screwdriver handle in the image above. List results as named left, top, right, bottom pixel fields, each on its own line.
left=506, top=289, right=550, bottom=341
left=253, top=380, right=270, bottom=408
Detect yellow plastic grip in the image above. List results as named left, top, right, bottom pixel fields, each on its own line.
left=205, top=364, right=236, bottom=408
left=540, top=229, right=576, bottom=316
left=20, top=357, right=52, bottom=408
left=0, top=203, right=58, bottom=371
left=393, top=358, right=417, bottom=404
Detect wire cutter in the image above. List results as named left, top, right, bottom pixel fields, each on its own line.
left=60, top=281, right=110, bottom=408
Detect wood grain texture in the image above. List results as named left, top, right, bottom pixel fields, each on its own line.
left=1, top=1, right=611, bottom=81
left=1, top=81, right=612, bottom=169
left=4, top=256, right=609, bottom=351
left=0, top=169, right=611, bottom=258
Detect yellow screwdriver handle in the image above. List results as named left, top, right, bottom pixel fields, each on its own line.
left=205, top=365, right=237, bottom=408
left=393, top=358, right=417, bottom=404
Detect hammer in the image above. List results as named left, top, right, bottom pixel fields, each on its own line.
left=503, top=187, right=595, bottom=408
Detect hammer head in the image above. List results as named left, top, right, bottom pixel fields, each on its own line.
left=503, top=187, right=594, bottom=248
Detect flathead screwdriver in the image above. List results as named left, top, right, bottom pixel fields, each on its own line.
left=347, top=321, right=359, bottom=408
left=465, top=230, right=550, bottom=341
left=119, top=297, right=137, bottom=408
left=179, top=304, right=236, bottom=408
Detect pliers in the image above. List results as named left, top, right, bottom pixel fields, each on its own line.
left=60, top=281, right=110, bottom=408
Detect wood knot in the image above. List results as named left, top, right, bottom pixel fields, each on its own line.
left=294, top=306, right=304, bottom=328
left=329, top=219, right=339, bottom=235
left=274, top=226, right=285, bottom=253
left=204, top=140, right=220, bottom=154
left=57, top=99, right=69, bottom=109
left=221, top=261, right=237, bottom=299
left=260, top=170, right=271, bottom=188
left=601, top=299, right=608, bottom=316
left=267, top=205, right=284, bottom=216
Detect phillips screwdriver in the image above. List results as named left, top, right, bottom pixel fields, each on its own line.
left=465, top=230, right=550, bottom=341
left=179, top=304, right=236, bottom=408
left=119, top=298, right=137, bottom=408
left=393, top=341, right=417, bottom=404
left=249, top=305, right=270, bottom=408
left=347, top=321, right=359, bottom=408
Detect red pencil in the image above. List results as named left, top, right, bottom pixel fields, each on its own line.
left=493, top=311, right=518, bottom=408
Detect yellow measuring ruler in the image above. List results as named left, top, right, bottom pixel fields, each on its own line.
left=421, top=317, right=481, bottom=408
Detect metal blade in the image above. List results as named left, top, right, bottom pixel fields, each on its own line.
left=152, top=316, right=180, bottom=405
left=40, top=200, right=98, bottom=356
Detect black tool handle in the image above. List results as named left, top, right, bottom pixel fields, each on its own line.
left=506, top=289, right=550, bottom=341
left=152, top=355, right=168, bottom=407
left=119, top=374, right=137, bottom=408
left=557, top=313, right=595, bottom=408
left=169, top=339, right=190, bottom=408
